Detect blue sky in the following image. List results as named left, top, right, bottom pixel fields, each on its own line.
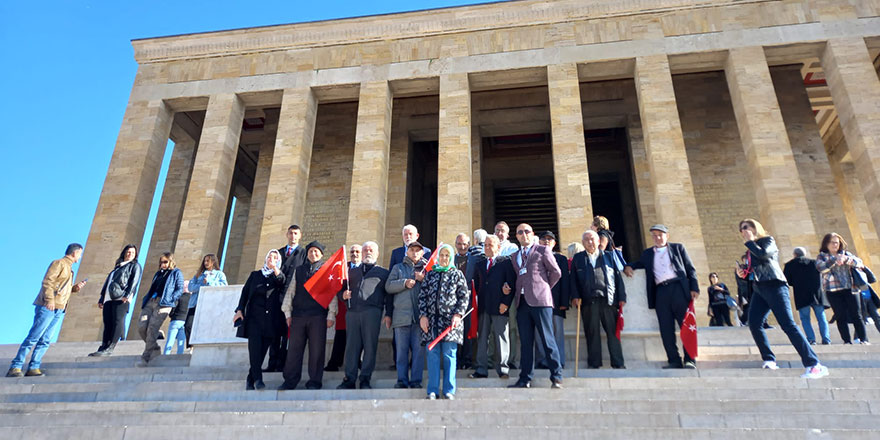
left=0, top=1, right=486, bottom=345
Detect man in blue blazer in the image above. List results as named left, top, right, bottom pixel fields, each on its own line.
left=624, top=224, right=699, bottom=369
left=509, top=223, right=563, bottom=388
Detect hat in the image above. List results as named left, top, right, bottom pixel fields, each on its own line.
left=305, top=240, right=325, bottom=254
left=539, top=231, right=557, bottom=241
left=407, top=241, right=425, bottom=250
left=649, top=224, right=669, bottom=233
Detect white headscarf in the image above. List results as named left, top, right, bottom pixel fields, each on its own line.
left=262, top=250, right=281, bottom=277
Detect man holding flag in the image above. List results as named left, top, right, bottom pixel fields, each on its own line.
left=624, top=224, right=700, bottom=369
left=279, top=241, right=340, bottom=390
left=337, top=242, right=389, bottom=390
left=385, top=241, right=428, bottom=388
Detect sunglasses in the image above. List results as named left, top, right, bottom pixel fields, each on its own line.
left=740, top=225, right=751, bottom=231
left=159, top=260, right=170, bottom=264
left=516, top=230, right=532, bottom=235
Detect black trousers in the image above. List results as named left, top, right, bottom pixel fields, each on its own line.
left=100, top=300, right=128, bottom=350
left=184, top=307, right=196, bottom=348
left=283, top=315, right=328, bottom=388
left=344, top=308, right=382, bottom=382
left=265, top=334, right=288, bottom=371
left=711, top=304, right=733, bottom=326
left=655, top=282, right=694, bottom=366
left=827, top=289, right=867, bottom=343
left=326, top=329, right=346, bottom=369
left=582, top=298, right=625, bottom=368
left=247, top=335, right=273, bottom=384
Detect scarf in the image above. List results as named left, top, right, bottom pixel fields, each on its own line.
left=261, top=250, right=281, bottom=277
left=432, top=244, right=456, bottom=272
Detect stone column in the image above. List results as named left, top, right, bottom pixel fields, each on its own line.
left=471, top=127, right=483, bottom=232
left=724, top=47, right=817, bottom=253
left=254, top=88, right=317, bottom=269
left=238, top=138, right=275, bottom=282
left=633, top=55, right=711, bottom=281
left=548, top=63, right=592, bottom=246
left=126, top=138, right=197, bottom=338
left=61, top=99, right=173, bottom=342
left=383, top=120, right=409, bottom=260
left=174, top=94, right=245, bottom=279
left=346, top=81, right=393, bottom=249
left=822, top=38, right=880, bottom=235
left=626, top=115, right=656, bottom=248
left=436, top=73, right=472, bottom=244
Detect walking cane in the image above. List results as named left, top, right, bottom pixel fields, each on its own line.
left=574, top=300, right=581, bottom=378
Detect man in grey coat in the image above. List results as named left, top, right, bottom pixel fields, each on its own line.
left=385, top=242, right=427, bottom=388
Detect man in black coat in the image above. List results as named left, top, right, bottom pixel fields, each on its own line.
left=337, top=241, right=390, bottom=390
left=571, top=230, right=626, bottom=369
left=624, top=224, right=699, bottom=369
left=469, top=235, right=516, bottom=379
left=265, top=224, right=307, bottom=372
left=783, top=247, right=831, bottom=345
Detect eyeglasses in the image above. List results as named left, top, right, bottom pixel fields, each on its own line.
left=516, top=230, right=532, bottom=235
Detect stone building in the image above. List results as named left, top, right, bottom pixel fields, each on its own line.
left=61, top=0, right=880, bottom=341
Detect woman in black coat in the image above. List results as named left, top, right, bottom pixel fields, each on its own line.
left=233, top=250, right=286, bottom=390
left=89, top=244, right=142, bottom=357
left=735, top=219, right=827, bottom=379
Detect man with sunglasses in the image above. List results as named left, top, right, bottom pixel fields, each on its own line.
left=508, top=224, right=563, bottom=389
left=624, top=224, right=699, bottom=369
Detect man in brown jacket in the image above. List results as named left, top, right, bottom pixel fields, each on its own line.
left=7, top=244, right=87, bottom=377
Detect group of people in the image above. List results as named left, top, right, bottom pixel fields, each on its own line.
left=13, top=214, right=877, bottom=389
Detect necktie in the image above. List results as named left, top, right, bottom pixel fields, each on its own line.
left=286, top=247, right=292, bottom=257
left=488, top=258, right=494, bottom=271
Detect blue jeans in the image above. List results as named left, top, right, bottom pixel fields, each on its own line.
left=393, top=324, right=425, bottom=386
left=798, top=304, right=831, bottom=344
left=10, top=306, right=66, bottom=370
left=164, top=320, right=186, bottom=355
left=426, top=341, right=457, bottom=396
left=749, top=281, right=819, bottom=367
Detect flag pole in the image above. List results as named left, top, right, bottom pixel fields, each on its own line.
left=574, top=301, right=581, bottom=378
left=427, top=308, right=473, bottom=351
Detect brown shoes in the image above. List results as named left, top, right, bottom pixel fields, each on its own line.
left=5, top=368, right=23, bottom=378
left=25, top=369, right=44, bottom=377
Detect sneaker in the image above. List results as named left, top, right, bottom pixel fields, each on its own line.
left=853, top=338, right=861, bottom=344
left=801, top=364, right=829, bottom=379
left=444, top=393, right=455, bottom=400
left=861, top=341, right=872, bottom=345
left=24, top=369, right=44, bottom=377
left=762, top=361, right=779, bottom=370
left=5, top=368, right=23, bottom=378
left=427, top=392, right=437, bottom=400
left=683, top=361, right=697, bottom=370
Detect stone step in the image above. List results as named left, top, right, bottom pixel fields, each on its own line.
left=0, top=425, right=877, bottom=440
left=1, top=408, right=878, bottom=427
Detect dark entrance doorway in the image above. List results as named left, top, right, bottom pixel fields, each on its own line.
left=406, top=140, right=438, bottom=247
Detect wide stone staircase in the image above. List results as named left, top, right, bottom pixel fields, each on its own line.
left=1, top=326, right=879, bottom=439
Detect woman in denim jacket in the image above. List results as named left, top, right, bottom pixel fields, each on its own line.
left=184, top=254, right=228, bottom=348
left=816, top=232, right=868, bottom=344
left=736, top=219, right=827, bottom=379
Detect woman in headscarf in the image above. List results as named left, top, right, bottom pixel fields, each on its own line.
left=419, top=244, right=469, bottom=400
left=234, top=250, right=286, bottom=390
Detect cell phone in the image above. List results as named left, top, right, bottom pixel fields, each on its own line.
left=82, top=278, right=88, bottom=283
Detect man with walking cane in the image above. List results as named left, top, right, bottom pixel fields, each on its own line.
left=570, top=230, right=627, bottom=370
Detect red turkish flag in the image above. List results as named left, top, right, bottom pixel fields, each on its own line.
left=467, top=280, right=478, bottom=339
left=424, top=245, right=441, bottom=271
left=681, top=300, right=698, bottom=359
left=304, top=246, right=348, bottom=309
left=615, top=303, right=624, bottom=340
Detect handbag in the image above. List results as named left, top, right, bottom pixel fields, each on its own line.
left=234, top=315, right=246, bottom=339
left=611, top=248, right=627, bottom=272
left=851, top=267, right=870, bottom=290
